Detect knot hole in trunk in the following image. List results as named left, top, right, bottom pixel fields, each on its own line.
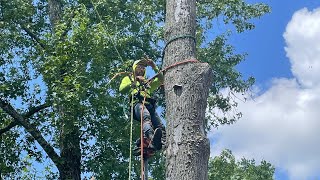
left=173, top=84, right=183, bottom=97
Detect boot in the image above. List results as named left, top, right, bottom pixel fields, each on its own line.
left=150, top=128, right=162, bottom=150
left=143, top=121, right=154, bottom=147
left=133, top=127, right=154, bottom=155
left=133, top=138, right=155, bottom=157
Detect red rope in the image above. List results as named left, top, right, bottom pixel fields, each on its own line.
left=140, top=94, right=147, bottom=180
left=146, top=58, right=199, bottom=85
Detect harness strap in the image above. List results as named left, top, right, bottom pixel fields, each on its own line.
left=131, top=92, right=156, bottom=105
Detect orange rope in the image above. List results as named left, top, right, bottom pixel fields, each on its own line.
left=146, top=58, right=199, bottom=85
left=140, top=94, right=147, bottom=180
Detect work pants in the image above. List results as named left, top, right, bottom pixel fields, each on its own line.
left=133, top=102, right=162, bottom=138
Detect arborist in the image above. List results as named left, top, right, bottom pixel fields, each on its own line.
left=119, top=58, right=165, bottom=154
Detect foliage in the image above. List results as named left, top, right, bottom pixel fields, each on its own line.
left=149, top=153, right=166, bottom=180
left=196, top=0, right=270, bottom=128
left=0, top=117, right=21, bottom=178
left=208, top=149, right=275, bottom=180
left=0, top=0, right=270, bottom=179
left=1, top=0, right=163, bottom=178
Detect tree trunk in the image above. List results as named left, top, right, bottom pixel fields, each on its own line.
left=47, top=1, right=81, bottom=179
left=164, top=0, right=212, bottom=179
left=48, top=0, right=62, bottom=28
left=59, top=120, right=81, bottom=180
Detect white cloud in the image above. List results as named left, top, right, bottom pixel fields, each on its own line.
left=284, top=8, right=320, bottom=88
left=210, top=7, right=320, bottom=180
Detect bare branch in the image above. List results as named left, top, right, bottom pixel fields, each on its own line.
left=0, top=99, right=63, bottom=171
left=0, top=121, right=18, bottom=135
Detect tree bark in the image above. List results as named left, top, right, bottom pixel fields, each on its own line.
left=164, top=0, right=212, bottom=179
left=48, top=0, right=62, bottom=28
left=0, top=121, right=18, bottom=135
left=59, top=118, right=81, bottom=180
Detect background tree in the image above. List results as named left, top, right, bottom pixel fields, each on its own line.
left=208, top=149, right=275, bottom=180
left=0, top=0, right=270, bottom=179
left=1, top=0, right=162, bottom=178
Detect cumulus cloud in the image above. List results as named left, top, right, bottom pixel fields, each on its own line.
left=210, top=7, right=320, bottom=180
left=284, top=8, right=320, bottom=88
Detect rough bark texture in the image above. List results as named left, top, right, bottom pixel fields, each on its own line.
left=59, top=120, right=81, bottom=180
left=48, top=0, right=62, bottom=28
left=164, top=0, right=212, bottom=179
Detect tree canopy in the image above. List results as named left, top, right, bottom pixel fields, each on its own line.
left=209, top=149, right=275, bottom=180
left=0, top=0, right=270, bottom=179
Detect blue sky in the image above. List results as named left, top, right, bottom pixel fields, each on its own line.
left=235, top=0, right=319, bottom=85
left=209, top=1, right=320, bottom=180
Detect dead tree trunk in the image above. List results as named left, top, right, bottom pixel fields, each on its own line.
left=163, top=0, right=212, bottom=179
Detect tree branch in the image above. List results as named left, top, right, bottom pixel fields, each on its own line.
left=20, top=24, right=47, bottom=50
left=23, top=103, right=51, bottom=119
left=0, top=99, right=63, bottom=171
left=59, top=11, right=76, bottom=41
left=0, top=121, right=18, bottom=135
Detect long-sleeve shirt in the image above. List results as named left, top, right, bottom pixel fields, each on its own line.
left=119, top=68, right=163, bottom=99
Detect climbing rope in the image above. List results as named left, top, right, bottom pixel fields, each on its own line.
left=90, top=0, right=124, bottom=62
left=125, top=58, right=199, bottom=180
left=159, top=34, right=196, bottom=71
left=140, top=93, right=147, bottom=180
left=106, top=71, right=132, bottom=88
left=90, top=1, right=136, bottom=179
left=128, top=94, right=134, bottom=180
left=161, top=34, right=196, bottom=60
left=146, top=58, right=199, bottom=86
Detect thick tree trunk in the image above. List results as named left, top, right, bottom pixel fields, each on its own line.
left=164, top=0, right=212, bottom=179
left=59, top=122, right=81, bottom=180
left=47, top=1, right=81, bottom=179
left=48, top=0, right=62, bottom=28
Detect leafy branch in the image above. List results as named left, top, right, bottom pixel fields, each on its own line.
left=23, top=103, right=51, bottom=119
left=0, top=99, right=63, bottom=171
left=20, top=23, right=47, bottom=50
left=0, top=121, right=18, bottom=135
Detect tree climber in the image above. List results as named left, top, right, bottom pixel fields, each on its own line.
left=119, top=58, right=165, bottom=154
